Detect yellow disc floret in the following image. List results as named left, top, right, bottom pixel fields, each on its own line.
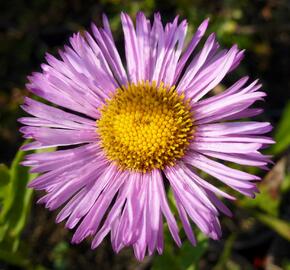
left=97, top=81, right=194, bottom=172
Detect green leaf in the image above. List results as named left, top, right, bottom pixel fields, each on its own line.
left=51, top=242, right=70, bottom=270
left=152, top=227, right=180, bottom=270
left=213, top=234, right=237, bottom=270
left=179, top=233, right=208, bottom=270
left=281, top=174, right=290, bottom=193
left=238, top=157, right=286, bottom=216
left=0, top=146, right=35, bottom=252
left=0, top=248, right=30, bottom=268
left=239, top=190, right=280, bottom=216
left=0, top=145, right=55, bottom=268
left=253, top=212, right=290, bottom=241
left=271, top=101, right=290, bottom=155
left=0, top=163, right=10, bottom=187
left=152, top=231, right=209, bottom=270
left=282, top=260, right=290, bottom=270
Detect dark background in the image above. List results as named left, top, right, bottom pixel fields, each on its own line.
left=0, top=0, right=290, bottom=269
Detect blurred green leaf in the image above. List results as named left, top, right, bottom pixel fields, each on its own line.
left=0, top=164, right=10, bottom=187
left=51, top=242, right=70, bottom=270
left=0, top=164, right=10, bottom=201
left=0, top=147, right=35, bottom=252
left=253, top=211, right=290, bottom=241
left=0, top=248, right=30, bottom=268
left=0, top=145, right=56, bottom=268
left=239, top=157, right=286, bottom=216
left=181, top=233, right=208, bottom=270
left=271, top=101, right=290, bottom=155
left=152, top=227, right=180, bottom=270
left=239, top=189, right=280, bottom=216
left=152, top=231, right=208, bottom=270
left=282, top=260, right=290, bottom=270
left=213, top=234, right=237, bottom=270
left=281, top=174, right=290, bottom=193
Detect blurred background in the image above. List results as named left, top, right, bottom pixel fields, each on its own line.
left=0, top=0, right=290, bottom=269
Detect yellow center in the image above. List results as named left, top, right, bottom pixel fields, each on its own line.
left=97, top=81, right=194, bottom=172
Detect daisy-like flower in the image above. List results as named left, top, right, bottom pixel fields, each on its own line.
left=19, top=12, right=273, bottom=260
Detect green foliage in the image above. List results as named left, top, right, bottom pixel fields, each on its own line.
left=152, top=231, right=208, bottom=270
left=0, top=249, right=31, bottom=268
left=282, top=260, right=290, bottom=270
left=0, top=164, right=9, bottom=188
left=239, top=187, right=280, bottom=216
left=0, top=148, right=35, bottom=251
left=271, top=101, right=290, bottom=155
left=281, top=174, right=290, bottom=193
left=236, top=106, right=290, bottom=243
left=51, top=242, right=70, bottom=270
left=0, top=147, right=35, bottom=268
left=153, top=190, right=209, bottom=270
left=213, top=234, right=237, bottom=270
left=239, top=186, right=290, bottom=242
left=253, top=212, right=290, bottom=242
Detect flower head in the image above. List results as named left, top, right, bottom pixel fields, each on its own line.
left=19, top=12, right=273, bottom=260
left=98, top=81, right=194, bottom=172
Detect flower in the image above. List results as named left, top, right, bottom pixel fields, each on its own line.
left=19, top=12, right=273, bottom=260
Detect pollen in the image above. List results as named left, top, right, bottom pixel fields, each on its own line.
left=97, top=81, right=194, bottom=172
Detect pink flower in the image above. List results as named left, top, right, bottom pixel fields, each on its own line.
left=19, top=12, right=273, bottom=260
